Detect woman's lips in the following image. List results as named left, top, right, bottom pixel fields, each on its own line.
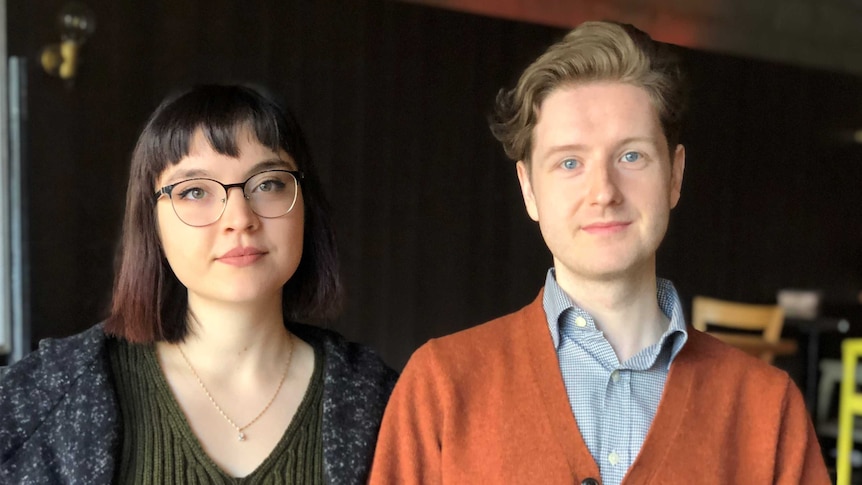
left=217, top=247, right=266, bottom=266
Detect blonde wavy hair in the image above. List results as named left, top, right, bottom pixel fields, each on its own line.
left=489, top=21, right=688, bottom=162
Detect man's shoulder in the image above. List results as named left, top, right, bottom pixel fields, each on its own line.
left=684, top=330, right=786, bottom=370
left=678, top=329, right=796, bottom=395
left=446, top=291, right=541, bottom=338
left=410, top=292, right=546, bottom=370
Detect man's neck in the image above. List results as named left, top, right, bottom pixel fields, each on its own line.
left=556, top=267, right=669, bottom=363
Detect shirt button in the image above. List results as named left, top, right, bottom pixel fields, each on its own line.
left=581, top=479, right=600, bottom=485
left=608, top=451, right=620, bottom=465
left=610, top=370, right=621, bottom=383
left=575, top=316, right=587, bottom=327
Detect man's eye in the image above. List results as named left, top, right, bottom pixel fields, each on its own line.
left=561, top=159, right=578, bottom=170
left=621, top=152, right=641, bottom=163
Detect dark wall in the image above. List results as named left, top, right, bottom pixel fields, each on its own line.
left=8, top=0, right=862, bottom=370
left=665, top=53, right=862, bottom=309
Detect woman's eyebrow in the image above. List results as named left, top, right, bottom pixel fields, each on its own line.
left=160, top=158, right=294, bottom=187
left=161, top=168, right=211, bottom=185
left=247, top=158, right=294, bottom=174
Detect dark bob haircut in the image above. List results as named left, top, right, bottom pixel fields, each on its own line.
left=106, top=84, right=342, bottom=343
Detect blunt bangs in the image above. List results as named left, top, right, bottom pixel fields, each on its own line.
left=143, top=85, right=293, bottom=184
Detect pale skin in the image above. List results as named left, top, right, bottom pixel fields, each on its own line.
left=517, top=82, right=685, bottom=363
left=153, top=127, right=315, bottom=477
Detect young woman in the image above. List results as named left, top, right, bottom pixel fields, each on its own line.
left=0, top=84, right=397, bottom=484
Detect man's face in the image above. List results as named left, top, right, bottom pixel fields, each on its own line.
left=516, top=82, right=685, bottom=291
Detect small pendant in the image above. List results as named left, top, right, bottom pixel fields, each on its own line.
left=238, top=431, right=246, bottom=442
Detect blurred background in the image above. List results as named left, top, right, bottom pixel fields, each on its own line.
left=2, top=0, right=862, bottom=475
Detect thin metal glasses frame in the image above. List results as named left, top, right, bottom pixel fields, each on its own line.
left=154, top=169, right=303, bottom=227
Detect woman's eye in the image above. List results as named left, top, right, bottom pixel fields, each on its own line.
left=621, top=152, right=641, bottom=163
left=561, top=159, right=578, bottom=170
left=256, top=179, right=286, bottom=193
left=179, top=187, right=208, bottom=200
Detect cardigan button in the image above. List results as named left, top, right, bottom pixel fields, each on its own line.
left=581, top=479, right=600, bottom=485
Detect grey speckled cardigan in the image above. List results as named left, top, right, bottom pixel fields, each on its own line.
left=0, top=323, right=397, bottom=485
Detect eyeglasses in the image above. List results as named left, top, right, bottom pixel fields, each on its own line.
left=154, top=170, right=303, bottom=227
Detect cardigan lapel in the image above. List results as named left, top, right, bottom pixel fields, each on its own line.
left=520, top=289, right=602, bottom=479
left=289, top=323, right=397, bottom=485
left=621, top=328, right=697, bottom=483
left=515, top=290, right=699, bottom=484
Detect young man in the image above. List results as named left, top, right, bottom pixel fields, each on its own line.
left=369, top=21, right=829, bottom=485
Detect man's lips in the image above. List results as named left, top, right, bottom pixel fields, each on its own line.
left=581, top=221, right=630, bottom=234
left=217, top=247, right=266, bottom=266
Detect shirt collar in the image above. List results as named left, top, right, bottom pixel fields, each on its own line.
left=542, top=268, right=689, bottom=362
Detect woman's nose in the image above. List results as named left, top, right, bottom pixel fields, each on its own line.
left=220, top=186, right=260, bottom=230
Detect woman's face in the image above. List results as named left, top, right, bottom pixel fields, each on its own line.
left=154, top=127, right=304, bottom=308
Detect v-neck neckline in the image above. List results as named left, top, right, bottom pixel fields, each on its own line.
left=142, top=340, right=322, bottom=481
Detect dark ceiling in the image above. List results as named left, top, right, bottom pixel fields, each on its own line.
left=400, top=0, right=862, bottom=78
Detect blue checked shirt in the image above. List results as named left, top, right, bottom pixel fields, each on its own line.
left=543, top=269, right=688, bottom=485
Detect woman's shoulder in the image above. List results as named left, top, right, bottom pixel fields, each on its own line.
left=1, top=323, right=109, bottom=389
left=287, top=322, right=398, bottom=482
left=288, top=322, right=398, bottom=389
left=0, top=323, right=118, bottom=475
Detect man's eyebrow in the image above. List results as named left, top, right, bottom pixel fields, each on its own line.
left=539, top=137, right=660, bottom=159
left=616, top=136, right=660, bottom=147
left=539, top=144, right=588, bottom=160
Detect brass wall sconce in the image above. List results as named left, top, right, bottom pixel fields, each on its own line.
left=40, top=2, right=96, bottom=80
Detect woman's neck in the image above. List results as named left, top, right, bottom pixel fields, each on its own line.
left=169, top=292, right=292, bottom=374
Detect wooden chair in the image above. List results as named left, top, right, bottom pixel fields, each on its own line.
left=692, top=296, right=797, bottom=365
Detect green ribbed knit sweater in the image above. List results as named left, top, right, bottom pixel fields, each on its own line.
left=108, top=338, right=323, bottom=484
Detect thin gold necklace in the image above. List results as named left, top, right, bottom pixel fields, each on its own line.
left=177, top=334, right=293, bottom=442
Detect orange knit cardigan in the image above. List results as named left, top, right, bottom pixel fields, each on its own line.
left=369, top=290, right=830, bottom=484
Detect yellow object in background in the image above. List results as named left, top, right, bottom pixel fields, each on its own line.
left=837, top=339, right=862, bottom=485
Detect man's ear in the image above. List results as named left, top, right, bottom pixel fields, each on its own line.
left=516, top=161, right=539, bottom=221
left=670, top=145, right=685, bottom=209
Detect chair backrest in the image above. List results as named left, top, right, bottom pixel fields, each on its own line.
left=692, top=295, right=786, bottom=364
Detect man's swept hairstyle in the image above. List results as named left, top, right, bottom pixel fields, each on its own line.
left=106, top=84, right=342, bottom=343
left=490, top=21, right=688, bottom=162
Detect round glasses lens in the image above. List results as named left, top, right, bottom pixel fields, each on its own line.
left=169, top=179, right=226, bottom=226
left=245, top=171, right=298, bottom=218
